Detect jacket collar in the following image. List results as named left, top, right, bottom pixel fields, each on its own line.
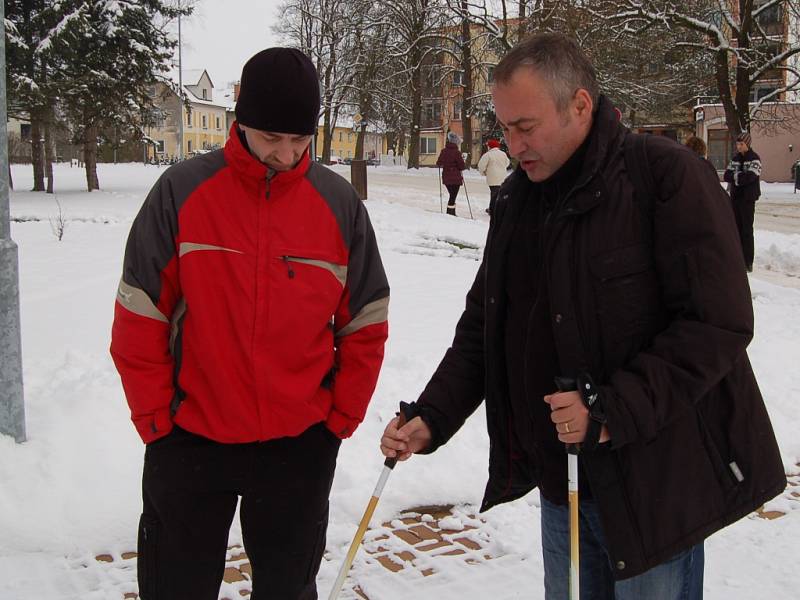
left=223, top=121, right=311, bottom=187
left=504, top=96, right=624, bottom=217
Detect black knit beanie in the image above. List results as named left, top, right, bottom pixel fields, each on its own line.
left=235, top=48, right=320, bottom=135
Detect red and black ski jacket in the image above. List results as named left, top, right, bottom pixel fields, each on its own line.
left=111, top=124, right=389, bottom=444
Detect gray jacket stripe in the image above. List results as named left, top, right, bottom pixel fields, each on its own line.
left=117, top=279, right=168, bottom=323
left=179, top=242, right=244, bottom=258
left=285, top=257, right=347, bottom=286
left=305, top=162, right=390, bottom=324
left=169, top=297, right=187, bottom=355
left=123, top=151, right=227, bottom=306
left=336, top=297, right=389, bottom=338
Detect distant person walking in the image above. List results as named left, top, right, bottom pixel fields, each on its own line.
left=437, top=131, right=466, bottom=216
left=477, top=139, right=510, bottom=215
left=724, top=132, right=762, bottom=272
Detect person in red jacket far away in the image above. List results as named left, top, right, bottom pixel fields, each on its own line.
left=110, top=48, right=389, bottom=600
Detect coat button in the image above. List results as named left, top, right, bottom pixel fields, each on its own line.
left=554, top=313, right=563, bottom=324
left=489, top=297, right=496, bottom=304
left=616, top=561, right=626, bottom=570
left=595, top=191, right=602, bottom=198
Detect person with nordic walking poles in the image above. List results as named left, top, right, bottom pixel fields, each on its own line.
left=477, top=138, right=511, bottom=215
left=111, top=47, right=389, bottom=600
left=436, top=131, right=466, bottom=216
left=381, top=32, right=784, bottom=600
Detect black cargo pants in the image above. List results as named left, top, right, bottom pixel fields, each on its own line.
left=137, top=422, right=340, bottom=600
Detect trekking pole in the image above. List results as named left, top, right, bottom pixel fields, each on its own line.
left=438, top=167, right=443, bottom=213
left=555, top=376, right=579, bottom=600
left=462, top=180, right=474, bottom=219
left=328, top=406, right=409, bottom=600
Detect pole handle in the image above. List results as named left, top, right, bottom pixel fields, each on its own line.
left=555, top=377, right=579, bottom=455
left=383, top=405, right=409, bottom=469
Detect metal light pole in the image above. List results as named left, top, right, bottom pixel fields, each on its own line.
left=0, top=4, right=27, bottom=443
left=177, top=1, right=184, bottom=160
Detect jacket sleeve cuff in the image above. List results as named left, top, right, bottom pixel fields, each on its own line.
left=326, top=408, right=359, bottom=439
left=134, top=407, right=174, bottom=444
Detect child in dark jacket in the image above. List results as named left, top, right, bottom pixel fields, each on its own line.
left=724, top=131, right=762, bottom=272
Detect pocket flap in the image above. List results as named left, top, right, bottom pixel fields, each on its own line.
left=590, top=244, right=652, bottom=281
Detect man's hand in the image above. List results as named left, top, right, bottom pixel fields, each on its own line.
left=544, top=391, right=610, bottom=445
left=380, top=416, right=432, bottom=461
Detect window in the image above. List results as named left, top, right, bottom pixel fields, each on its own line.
left=202, top=115, right=207, bottom=129
left=487, top=66, right=495, bottom=84
left=453, top=71, right=464, bottom=86
left=186, top=110, right=192, bottom=127
left=452, top=99, right=462, bottom=120
left=187, top=140, right=193, bottom=153
left=707, top=129, right=732, bottom=171
left=339, top=131, right=343, bottom=142
left=420, top=137, right=437, bottom=155
left=202, top=88, right=208, bottom=100
left=422, top=101, right=442, bottom=127
left=156, top=140, right=165, bottom=153
left=20, top=123, right=31, bottom=140
left=216, top=116, right=221, bottom=129
left=750, top=86, right=778, bottom=102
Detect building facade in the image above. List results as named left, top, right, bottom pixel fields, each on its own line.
left=143, top=70, right=228, bottom=162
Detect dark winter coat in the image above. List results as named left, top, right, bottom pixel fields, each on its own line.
left=724, top=149, right=761, bottom=204
left=412, top=98, right=785, bottom=580
left=436, top=142, right=466, bottom=185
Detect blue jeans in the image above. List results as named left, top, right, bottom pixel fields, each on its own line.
left=541, top=497, right=704, bottom=600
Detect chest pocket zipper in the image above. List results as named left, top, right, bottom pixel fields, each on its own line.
left=279, top=255, right=348, bottom=287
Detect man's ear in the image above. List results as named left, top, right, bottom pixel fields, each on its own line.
left=573, top=89, right=593, bottom=120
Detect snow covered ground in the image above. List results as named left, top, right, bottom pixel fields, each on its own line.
left=1, top=162, right=798, bottom=599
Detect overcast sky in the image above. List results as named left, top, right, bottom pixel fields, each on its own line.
left=177, top=0, right=283, bottom=89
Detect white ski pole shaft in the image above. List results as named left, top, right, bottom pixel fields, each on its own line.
left=328, top=464, right=394, bottom=600
left=328, top=411, right=407, bottom=600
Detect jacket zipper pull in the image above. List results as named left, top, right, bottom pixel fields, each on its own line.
left=282, top=256, right=295, bottom=279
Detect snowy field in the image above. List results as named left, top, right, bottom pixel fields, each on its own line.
left=1, top=162, right=798, bottom=599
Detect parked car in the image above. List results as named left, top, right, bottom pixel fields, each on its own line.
left=328, top=155, right=344, bottom=165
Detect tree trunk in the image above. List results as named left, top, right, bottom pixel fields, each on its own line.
left=83, top=124, right=100, bottom=191
left=461, top=0, right=474, bottom=167
left=518, top=0, right=528, bottom=41
left=408, top=63, right=423, bottom=169
left=45, top=120, right=55, bottom=194
left=30, top=117, right=45, bottom=191
left=355, top=122, right=366, bottom=159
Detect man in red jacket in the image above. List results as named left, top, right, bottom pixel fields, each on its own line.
left=111, top=48, right=389, bottom=600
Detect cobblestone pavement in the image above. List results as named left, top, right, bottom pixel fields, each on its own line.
left=94, top=472, right=799, bottom=600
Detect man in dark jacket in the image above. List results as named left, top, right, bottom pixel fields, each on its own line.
left=381, top=33, right=784, bottom=599
left=724, top=132, right=762, bottom=272
left=437, top=131, right=467, bottom=215
left=111, top=48, right=389, bottom=600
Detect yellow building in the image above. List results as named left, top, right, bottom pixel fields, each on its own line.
left=316, top=116, right=386, bottom=162
left=143, top=69, right=229, bottom=162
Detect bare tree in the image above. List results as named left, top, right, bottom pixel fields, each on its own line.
left=591, top=0, right=800, bottom=136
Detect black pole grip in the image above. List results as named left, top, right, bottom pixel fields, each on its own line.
left=554, top=377, right=579, bottom=455
left=383, top=401, right=412, bottom=469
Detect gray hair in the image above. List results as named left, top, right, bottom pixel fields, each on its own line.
left=493, top=33, right=599, bottom=114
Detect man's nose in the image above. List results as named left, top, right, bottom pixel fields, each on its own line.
left=275, top=141, right=295, bottom=163
left=505, top=131, right=525, bottom=158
